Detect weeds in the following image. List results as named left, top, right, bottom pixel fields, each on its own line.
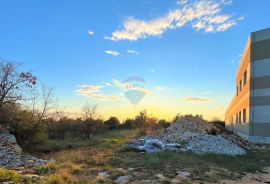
left=0, top=168, right=21, bottom=183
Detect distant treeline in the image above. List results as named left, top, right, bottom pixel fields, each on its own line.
left=0, top=60, right=223, bottom=150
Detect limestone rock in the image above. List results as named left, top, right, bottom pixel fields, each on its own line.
left=0, top=125, right=52, bottom=169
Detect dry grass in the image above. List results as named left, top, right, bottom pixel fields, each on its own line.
left=32, top=129, right=270, bottom=183
left=35, top=129, right=140, bottom=183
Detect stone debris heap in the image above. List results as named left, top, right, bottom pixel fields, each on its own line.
left=129, top=116, right=247, bottom=156
left=0, top=125, right=52, bottom=169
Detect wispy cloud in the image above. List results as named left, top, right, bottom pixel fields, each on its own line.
left=105, top=79, right=151, bottom=94
left=75, top=84, right=120, bottom=101
left=184, top=96, right=214, bottom=103
left=106, top=0, right=241, bottom=41
left=87, top=93, right=120, bottom=100
left=155, top=86, right=164, bottom=91
left=127, top=49, right=140, bottom=55
left=76, top=84, right=103, bottom=94
left=202, top=91, right=211, bottom=95
left=104, top=50, right=119, bottom=57
left=88, top=30, right=94, bottom=36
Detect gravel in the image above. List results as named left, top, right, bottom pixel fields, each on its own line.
left=128, top=116, right=246, bottom=156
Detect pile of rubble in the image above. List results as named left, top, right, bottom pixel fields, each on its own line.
left=0, top=124, right=52, bottom=169
left=128, top=116, right=247, bottom=156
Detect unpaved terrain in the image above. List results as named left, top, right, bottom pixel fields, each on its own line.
left=1, top=123, right=270, bottom=183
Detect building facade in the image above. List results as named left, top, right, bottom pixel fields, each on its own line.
left=225, top=28, right=270, bottom=144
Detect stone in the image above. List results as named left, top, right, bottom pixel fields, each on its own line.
left=128, top=168, right=135, bottom=171
left=186, top=135, right=246, bottom=155
left=171, top=177, right=183, bottom=184
left=115, top=175, right=132, bottom=184
left=0, top=125, right=52, bottom=169
left=22, top=174, right=39, bottom=181
left=154, top=173, right=166, bottom=181
left=20, top=169, right=37, bottom=174
left=128, top=116, right=247, bottom=156
left=98, top=171, right=109, bottom=178
left=177, top=171, right=191, bottom=177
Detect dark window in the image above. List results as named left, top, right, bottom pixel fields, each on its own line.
left=244, top=71, right=247, bottom=85
left=237, top=86, right=238, bottom=96
left=239, top=111, right=242, bottom=123
left=243, top=109, right=246, bottom=123
left=240, top=80, right=242, bottom=92
left=236, top=113, right=238, bottom=123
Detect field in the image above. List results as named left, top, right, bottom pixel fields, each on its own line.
left=25, top=129, right=270, bottom=184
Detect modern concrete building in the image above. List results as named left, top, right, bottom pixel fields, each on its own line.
left=225, top=28, right=270, bottom=144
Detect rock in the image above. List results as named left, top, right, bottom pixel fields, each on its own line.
left=115, top=175, right=132, bottom=184
left=128, top=168, right=135, bottom=171
left=144, top=139, right=165, bottom=153
left=128, top=116, right=246, bottom=156
left=22, top=174, right=39, bottom=181
left=20, top=169, right=37, bottom=174
left=98, top=171, right=109, bottom=178
left=171, top=176, right=183, bottom=184
left=177, top=170, right=191, bottom=177
left=0, top=124, right=52, bottom=169
left=128, top=137, right=183, bottom=153
left=155, top=174, right=166, bottom=181
left=187, top=135, right=246, bottom=155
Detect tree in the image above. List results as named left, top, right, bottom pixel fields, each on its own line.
left=135, top=110, right=157, bottom=134
left=157, top=119, right=171, bottom=129
left=104, top=116, right=120, bottom=130
left=0, top=61, right=37, bottom=124
left=81, top=103, right=98, bottom=139
left=9, top=85, right=57, bottom=147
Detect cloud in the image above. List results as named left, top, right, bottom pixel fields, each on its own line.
left=75, top=84, right=120, bottom=101
left=184, top=96, right=214, bottom=103
left=238, top=16, right=245, bottom=21
left=177, top=0, right=189, bottom=5
left=88, top=30, right=94, bottom=36
left=106, top=0, right=241, bottom=41
left=104, top=50, right=119, bottom=57
left=202, top=91, right=211, bottom=95
left=127, top=49, right=140, bottom=55
left=76, top=84, right=104, bottom=94
left=155, top=86, right=164, bottom=91
left=104, top=82, right=113, bottom=86
left=104, top=78, right=152, bottom=94
left=112, top=79, right=125, bottom=88
left=87, top=93, right=120, bottom=100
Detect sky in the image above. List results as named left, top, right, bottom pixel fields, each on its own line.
left=0, top=0, right=270, bottom=121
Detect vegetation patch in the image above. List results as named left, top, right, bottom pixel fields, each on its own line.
left=0, top=168, right=21, bottom=183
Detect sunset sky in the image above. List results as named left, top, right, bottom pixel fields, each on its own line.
left=1, top=0, right=270, bottom=121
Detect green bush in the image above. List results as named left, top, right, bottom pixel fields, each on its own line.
left=0, top=168, right=21, bottom=183
left=104, top=116, right=120, bottom=130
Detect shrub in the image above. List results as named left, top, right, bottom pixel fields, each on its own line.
left=157, top=119, right=171, bottom=129
left=0, top=168, right=21, bottom=183
left=46, top=174, right=65, bottom=184
left=109, top=168, right=127, bottom=180
left=104, top=116, right=120, bottom=130
left=94, top=175, right=106, bottom=183
left=37, top=163, right=57, bottom=175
